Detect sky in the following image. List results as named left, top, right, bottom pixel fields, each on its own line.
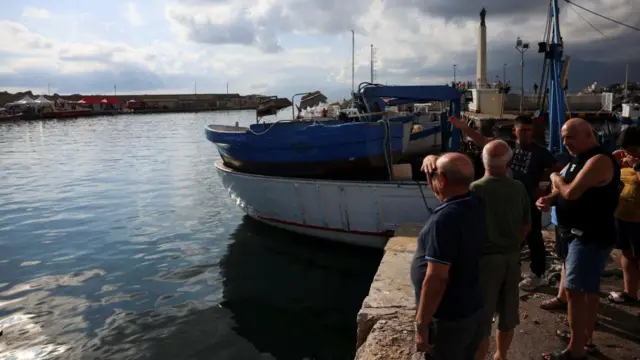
left=0, top=0, right=638, bottom=100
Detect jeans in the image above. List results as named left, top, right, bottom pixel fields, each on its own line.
left=421, top=310, right=484, bottom=360
left=525, top=204, right=546, bottom=277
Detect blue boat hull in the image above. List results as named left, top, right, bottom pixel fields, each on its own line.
left=205, top=118, right=411, bottom=178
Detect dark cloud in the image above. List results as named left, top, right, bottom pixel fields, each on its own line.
left=420, top=0, right=547, bottom=19
left=375, top=33, right=640, bottom=92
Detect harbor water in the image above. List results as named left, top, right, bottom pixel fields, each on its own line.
left=0, top=112, right=383, bottom=360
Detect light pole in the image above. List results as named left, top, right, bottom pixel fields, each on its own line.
left=453, top=64, right=457, bottom=84
left=515, top=37, right=529, bottom=113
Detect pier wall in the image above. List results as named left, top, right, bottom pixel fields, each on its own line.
left=354, top=223, right=422, bottom=360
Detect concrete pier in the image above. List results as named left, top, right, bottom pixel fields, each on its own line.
left=354, top=224, right=640, bottom=360
left=354, top=223, right=421, bottom=360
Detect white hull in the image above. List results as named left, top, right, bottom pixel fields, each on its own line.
left=216, top=161, right=552, bottom=249
left=216, top=160, right=439, bottom=248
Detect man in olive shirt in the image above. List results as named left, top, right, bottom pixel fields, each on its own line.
left=470, top=140, right=531, bottom=360
left=449, top=115, right=560, bottom=290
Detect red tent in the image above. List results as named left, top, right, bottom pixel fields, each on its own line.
left=101, top=97, right=123, bottom=104
left=78, top=96, right=102, bottom=104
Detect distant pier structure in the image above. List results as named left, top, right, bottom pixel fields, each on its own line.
left=476, top=7, right=488, bottom=89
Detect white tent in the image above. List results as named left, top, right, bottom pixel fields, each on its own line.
left=14, top=95, right=35, bottom=105
left=34, top=96, right=53, bottom=107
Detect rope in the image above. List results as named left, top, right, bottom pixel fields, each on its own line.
left=564, top=0, right=640, bottom=32
left=381, top=118, right=393, bottom=180
left=567, top=4, right=606, bottom=36
left=415, top=181, right=434, bottom=214
left=246, top=119, right=297, bottom=136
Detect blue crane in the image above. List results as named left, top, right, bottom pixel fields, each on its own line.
left=545, top=0, right=567, bottom=154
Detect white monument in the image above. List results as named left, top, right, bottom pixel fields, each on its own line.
left=476, top=7, right=488, bottom=89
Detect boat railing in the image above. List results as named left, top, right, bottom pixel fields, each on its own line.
left=291, top=92, right=313, bottom=122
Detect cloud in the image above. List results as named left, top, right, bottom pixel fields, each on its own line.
left=124, top=3, right=145, bottom=26
left=165, top=1, right=285, bottom=53
left=21, top=7, right=51, bottom=19
left=1, top=0, right=639, bottom=98
left=0, top=21, right=53, bottom=53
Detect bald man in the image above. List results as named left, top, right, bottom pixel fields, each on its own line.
left=470, top=140, right=531, bottom=360
left=537, top=118, right=620, bottom=360
left=413, top=153, right=486, bottom=360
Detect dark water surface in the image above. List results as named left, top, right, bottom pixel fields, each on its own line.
left=0, top=112, right=383, bottom=360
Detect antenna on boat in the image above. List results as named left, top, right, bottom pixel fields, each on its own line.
left=370, top=45, right=377, bottom=83
left=351, top=30, right=355, bottom=94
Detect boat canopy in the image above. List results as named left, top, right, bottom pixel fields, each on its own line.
left=256, top=97, right=292, bottom=118
left=360, top=85, right=462, bottom=107
left=354, top=83, right=464, bottom=151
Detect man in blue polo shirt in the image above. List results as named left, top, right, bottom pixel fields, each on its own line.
left=413, top=152, right=486, bottom=360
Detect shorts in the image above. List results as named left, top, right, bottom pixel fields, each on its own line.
left=565, top=238, right=612, bottom=294
left=615, top=218, right=640, bottom=257
left=478, top=253, right=521, bottom=337
left=425, top=309, right=484, bottom=360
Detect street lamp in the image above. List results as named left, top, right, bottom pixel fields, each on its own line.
left=453, top=64, right=457, bottom=84
left=515, top=37, right=530, bottom=113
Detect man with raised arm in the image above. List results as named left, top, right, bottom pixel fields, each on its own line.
left=413, top=153, right=485, bottom=360
left=537, top=118, right=619, bottom=360
left=446, top=115, right=562, bottom=291
left=470, top=140, right=531, bottom=360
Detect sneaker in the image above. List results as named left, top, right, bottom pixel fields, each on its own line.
left=519, top=274, right=544, bottom=291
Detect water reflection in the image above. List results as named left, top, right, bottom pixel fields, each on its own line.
left=220, top=217, right=383, bottom=360
left=0, top=217, right=381, bottom=360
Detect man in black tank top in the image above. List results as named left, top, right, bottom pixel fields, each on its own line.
left=536, top=118, right=619, bottom=360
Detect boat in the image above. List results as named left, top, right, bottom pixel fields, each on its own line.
left=206, top=116, right=413, bottom=178
left=43, top=109, right=92, bottom=119
left=214, top=84, right=468, bottom=246
left=206, top=89, right=420, bottom=178
left=0, top=113, right=22, bottom=121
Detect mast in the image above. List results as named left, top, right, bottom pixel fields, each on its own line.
left=624, top=62, right=629, bottom=98
left=547, top=0, right=566, bottom=153
left=351, top=30, right=355, bottom=94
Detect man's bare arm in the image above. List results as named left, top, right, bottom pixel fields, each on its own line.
left=551, top=155, right=614, bottom=200
left=415, top=262, right=449, bottom=325
left=449, top=117, right=492, bottom=147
